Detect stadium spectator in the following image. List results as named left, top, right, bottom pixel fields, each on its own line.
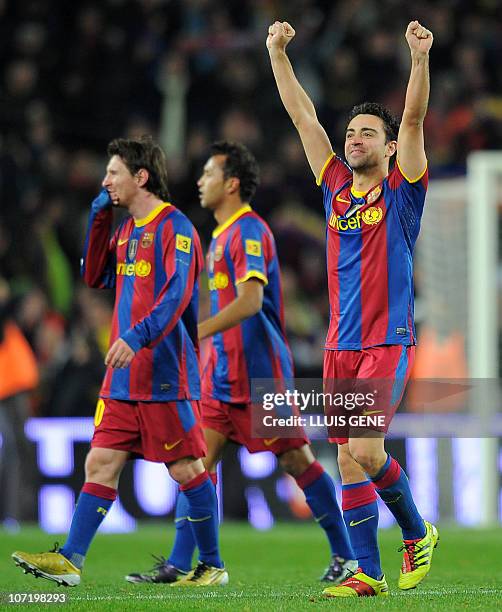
left=0, top=0, right=499, bottom=408
left=0, top=278, right=39, bottom=527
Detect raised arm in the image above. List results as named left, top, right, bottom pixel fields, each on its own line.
left=267, top=21, right=333, bottom=179
left=397, top=21, right=433, bottom=181
left=81, top=189, right=117, bottom=289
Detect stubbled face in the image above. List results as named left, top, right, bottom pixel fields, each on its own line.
left=344, top=114, right=396, bottom=171
left=197, top=155, right=227, bottom=210
left=102, top=155, right=137, bottom=207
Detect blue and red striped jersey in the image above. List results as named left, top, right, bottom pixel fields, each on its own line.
left=81, top=201, right=203, bottom=401
left=317, top=154, right=428, bottom=350
left=203, top=205, right=293, bottom=403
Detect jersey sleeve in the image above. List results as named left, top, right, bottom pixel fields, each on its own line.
left=388, top=161, right=429, bottom=247
left=317, top=153, right=353, bottom=218
left=229, top=218, right=269, bottom=286
left=80, top=207, right=118, bottom=289
left=121, top=218, right=203, bottom=352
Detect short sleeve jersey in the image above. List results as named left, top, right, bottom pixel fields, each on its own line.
left=203, top=205, right=294, bottom=403
left=318, top=154, right=428, bottom=350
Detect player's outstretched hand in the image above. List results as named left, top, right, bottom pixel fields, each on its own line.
left=266, top=21, right=295, bottom=52
left=406, top=21, right=433, bottom=55
left=105, top=338, right=135, bottom=369
left=91, top=188, right=113, bottom=212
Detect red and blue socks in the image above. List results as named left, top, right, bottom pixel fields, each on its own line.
left=60, top=482, right=117, bottom=569
left=371, top=454, right=426, bottom=541
left=168, top=472, right=217, bottom=571
left=295, top=461, right=355, bottom=561
left=342, top=480, right=381, bottom=579
left=179, top=471, right=222, bottom=569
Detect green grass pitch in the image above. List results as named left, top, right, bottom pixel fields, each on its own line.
left=1, top=523, right=500, bottom=611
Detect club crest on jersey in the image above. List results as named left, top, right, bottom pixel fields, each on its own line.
left=361, top=206, right=383, bottom=225
left=208, top=251, right=215, bottom=273
left=128, top=239, right=138, bottom=260
left=141, top=232, right=154, bottom=248
left=214, top=245, right=223, bottom=262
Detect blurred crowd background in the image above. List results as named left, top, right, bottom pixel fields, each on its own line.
left=0, top=0, right=501, bottom=423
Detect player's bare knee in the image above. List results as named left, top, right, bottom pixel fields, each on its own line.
left=168, top=456, right=205, bottom=485
left=84, top=448, right=125, bottom=485
left=337, top=446, right=355, bottom=475
left=167, top=458, right=191, bottom=483
left=337, top=444, right=364, bottom=482
left=348, top=438, right=387, bottom=476
left=348, top=447, right=380, bottom=475
left=278, top=445, right=314, bottom=477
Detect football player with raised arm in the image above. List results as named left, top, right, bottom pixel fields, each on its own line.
left=268, top=21, right=438, bottom=597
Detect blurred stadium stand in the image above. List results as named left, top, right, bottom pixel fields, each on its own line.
left=0, top=0, right=501, bottom=528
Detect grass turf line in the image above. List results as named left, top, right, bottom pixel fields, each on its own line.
left=1, top=523, right=501, bottom=611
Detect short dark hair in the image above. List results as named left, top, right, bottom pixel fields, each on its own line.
left=210, top=140, right=260, bottom=202
left=347, top=102, right=400, bottom=142
left=107, top=135, right=170, bottom=201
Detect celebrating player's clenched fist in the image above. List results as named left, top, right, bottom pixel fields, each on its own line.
left=266, top=21, right=295, bottom=51
left=405, top=20, right=433, bottom=55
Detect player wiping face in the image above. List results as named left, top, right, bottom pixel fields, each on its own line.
left=102, top=155, right=146, bottom=208
left=12, top=136, right=224, bottom=587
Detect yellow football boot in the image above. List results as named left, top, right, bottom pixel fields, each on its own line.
left=398, top=520, right=439, bottom=590
left=12, top=546, right=81, bottom=587
left=322, top=568, right=389, bottom=597
left=170, top=561, right=228, bottom=587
